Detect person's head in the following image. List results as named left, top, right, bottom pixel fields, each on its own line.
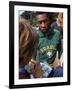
left=57, top=13, right=63, bottom=27
left=35, top=12, right=50, bottom=33
left=19, top=18, right=38, bottom=66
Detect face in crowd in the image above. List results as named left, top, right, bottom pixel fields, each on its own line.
left=58, top=13, right=63, bottom=27
left=36, top=13, right=50, bottom=33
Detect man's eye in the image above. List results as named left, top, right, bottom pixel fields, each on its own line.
left=38, top=21, right=42, bottom=24
left=44, top=20, right=47, bottom=23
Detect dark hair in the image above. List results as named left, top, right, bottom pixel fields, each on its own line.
left=35, top=12, right=50, bottom=18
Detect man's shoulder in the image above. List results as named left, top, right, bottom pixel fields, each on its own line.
left=53, top=29, right=60, bottom=34
left=52, top=28, right=60, bottom=38
left=51, top=22, right=57, bottom=28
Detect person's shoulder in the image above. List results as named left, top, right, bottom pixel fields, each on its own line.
left=53, top=29, right=60, bottom=34
left=53, top=28, right=60, bottom=37
left=51, top=29, right=60, bottom=40
left=51, top=22, right=57, bottom=28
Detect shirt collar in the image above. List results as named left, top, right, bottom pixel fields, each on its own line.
left=38, top=27, right=54, bottom=37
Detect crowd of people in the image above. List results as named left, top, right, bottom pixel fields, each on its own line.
left=19, top=12, right=63, bottom=79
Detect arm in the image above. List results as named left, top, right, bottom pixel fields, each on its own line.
left=57, top=35, right=63, bottom=59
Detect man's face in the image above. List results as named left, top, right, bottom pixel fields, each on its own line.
left=36, top=14, right=50, bottom=33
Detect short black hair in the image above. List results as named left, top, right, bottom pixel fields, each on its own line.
left=36, top=12, right=47, bottom=15
left=35, top=12, right=50, bottom=18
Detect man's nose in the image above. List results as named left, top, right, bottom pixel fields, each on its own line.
left=41, top=22, right=45, bottom=27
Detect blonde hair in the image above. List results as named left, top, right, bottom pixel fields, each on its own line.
left=19, top=18, right=38, bottom=66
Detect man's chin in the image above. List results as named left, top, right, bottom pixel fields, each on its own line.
left=41, top=29, right=47, bottom=33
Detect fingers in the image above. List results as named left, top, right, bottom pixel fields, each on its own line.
left=52, top=58, right=61, bottom=69
left=29, top=60, right=43, bottom=78
left=34, top=63, right=43, bottom=78
left=29, top=60, right=38, bottom=70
